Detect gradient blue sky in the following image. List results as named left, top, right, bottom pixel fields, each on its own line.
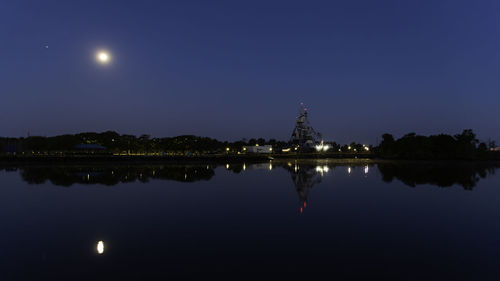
left=1, top=0, right=499, bottom=144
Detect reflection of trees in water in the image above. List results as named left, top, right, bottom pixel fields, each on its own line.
left=2, top=161, right=498, bottom=191
left=13, top=165, right=215, bottom=187
left=377, top=162, right=499, bottom=190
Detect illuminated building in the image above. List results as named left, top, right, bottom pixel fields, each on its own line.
left=290, top=103, right=322, bottom=151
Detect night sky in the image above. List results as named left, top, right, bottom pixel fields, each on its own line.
left=1, top=0, right=499, bottom=144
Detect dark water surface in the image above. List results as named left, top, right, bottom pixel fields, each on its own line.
left=1, top=160, right=500, bottom=280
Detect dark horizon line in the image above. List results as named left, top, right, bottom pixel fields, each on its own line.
left=2, top=128, right=496, bottom=145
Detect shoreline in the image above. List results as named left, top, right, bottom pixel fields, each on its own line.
left=1, top=154, right=499, bottom=166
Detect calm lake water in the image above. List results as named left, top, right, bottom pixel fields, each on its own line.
left=1, top=160, right=500, bottom=280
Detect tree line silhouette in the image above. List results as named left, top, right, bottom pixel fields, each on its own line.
left=0, top=131, right=367, bottom=156
left=0, top=129, right=497, bottom=159
left=377, top=129, right=497, bottom=160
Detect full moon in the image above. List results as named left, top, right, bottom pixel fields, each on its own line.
left=97, top=51, right=110, bottom=64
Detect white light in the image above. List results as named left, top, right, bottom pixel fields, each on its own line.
left=97, top=241, right=104, bottom=254
left=315, top=165, right=330, bottom=175
left=364, top=165, right=369, bottom=174
left=315, top=141, right=330, bottom=152
left=348, top=167, right=351, bottom=174
left=96, top=51, right=110, bottom=64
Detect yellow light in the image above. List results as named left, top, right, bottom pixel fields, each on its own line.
left=364, top=146, right=370, bottom=151
left=348, top=146, right=351, bottom=150
left=226, top=147, right=230, bottom=151
left=97, top=51, right=110, bottom=64
left=97, top=241, right=104, bottom=254
left=255, top=144, right=259, bottom=146
left=269, top=147, right=272, bottom=151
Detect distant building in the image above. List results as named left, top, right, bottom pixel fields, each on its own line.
left=290, top=103, right=322, bottom=150
left=244, top=145, right=273, bottom=154
left=5, top=140, right=22, bottom=155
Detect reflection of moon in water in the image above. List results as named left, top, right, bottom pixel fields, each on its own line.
left=97, top=241, right=104, bottom=254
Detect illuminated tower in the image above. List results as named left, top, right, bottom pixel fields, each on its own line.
left=290, top=103, right=322, bottom=150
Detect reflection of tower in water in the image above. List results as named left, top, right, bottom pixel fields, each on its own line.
left=287, top=163, right=325, bottom=213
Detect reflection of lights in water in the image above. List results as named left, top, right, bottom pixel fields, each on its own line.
left=269, top=163, right=273, bottom=170
left=315, top=165, right=330, bottom=176
left=184, top=173, right=187, bottom=180
left=243, top=163, right=246, bottom=171
left=294, top=165, right=298, bottom=173
left=364, top=165, right=369, bottom=174
left=226, top=164, right=230, bottom=169
left=300, top=207, right=303, bottom=214
left=97, top=241, right=104, bottom=254
left=348, top=167, right=351, bottom=174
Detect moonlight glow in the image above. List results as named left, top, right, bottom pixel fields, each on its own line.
left=96, top=51, right=110, bottom=64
